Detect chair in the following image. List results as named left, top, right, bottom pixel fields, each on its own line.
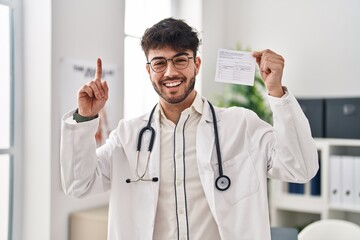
left=271, top=227, right=298, bottom=240
left=298, top=219, right=360, bottom=240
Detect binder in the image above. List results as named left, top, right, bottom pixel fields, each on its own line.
left=325, top=98, right=360, bottom=139
left=310, top=155, right=321, bottom=196
left=355, top=157, right=360, bottom=206
left=341, top=156, right=355, bottom=206
left=288, top=183, right=305, bottom=194
left=329, top=155, right=342, bottom=205
left=297, top=98, right=325, bottom=137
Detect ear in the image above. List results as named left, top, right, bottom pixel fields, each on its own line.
left=146, top=64, right=150, bottom=75
left=195, top=56, right=201, bottom=75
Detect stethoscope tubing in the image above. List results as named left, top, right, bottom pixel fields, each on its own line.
left=207, top=102, right=231, bottom=191
left=137, top=104, right=157, bottom=152
left=126, top=104, right=157, bottom=183
left=127, top=101, right=231, bottom=191
left=207, top=102, right=223, bottom=176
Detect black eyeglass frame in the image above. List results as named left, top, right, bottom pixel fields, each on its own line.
left=147, top=55, right=194, bottom=73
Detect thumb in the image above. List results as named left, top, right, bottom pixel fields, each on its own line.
left=252, top=51, right=262, bottom=66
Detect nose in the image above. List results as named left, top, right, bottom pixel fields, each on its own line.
left=164, top=60, right=179, bottom=77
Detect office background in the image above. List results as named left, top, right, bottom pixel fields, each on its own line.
left=6, top=0, right=360, bottom=239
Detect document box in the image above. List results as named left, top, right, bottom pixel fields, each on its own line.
left=325, top=98, right=360, bottom=139
left=297, top=98, right=325, bottom=138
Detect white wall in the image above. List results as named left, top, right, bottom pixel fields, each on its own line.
left=202, top=0, right=360, bottom=100
left=51, top=1, right=125, bottom=240
left=22, top=0, right=51, bottom=239
left=22, top=1, right=125, bottom=240
left=201, top=0, right=227, bottom=100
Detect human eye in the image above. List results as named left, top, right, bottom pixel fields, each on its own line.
left=173, top=56, right=188, bottom=66
left=152, top=59, right=166, bottom=66
left=151, top=58, right=167, bottom=71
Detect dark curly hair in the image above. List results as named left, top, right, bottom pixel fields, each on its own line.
left=141, top=18, right=201, bottom=60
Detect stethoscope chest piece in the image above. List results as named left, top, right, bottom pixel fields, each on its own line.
left=215, top=175, right=231, bottom=191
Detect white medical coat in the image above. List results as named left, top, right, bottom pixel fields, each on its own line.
left=60, top=92, right=318, bottom=240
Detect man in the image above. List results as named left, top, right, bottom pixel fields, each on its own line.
left=61, top=18, right=318, bottom=240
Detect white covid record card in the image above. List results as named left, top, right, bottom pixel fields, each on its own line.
left=215, top=48, right=256, bottom=86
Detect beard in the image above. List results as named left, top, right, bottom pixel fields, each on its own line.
left=151, top=70, right=196, bottom=104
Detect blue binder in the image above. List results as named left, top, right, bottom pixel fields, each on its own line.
left=288, top=182, right=305, bottom=194
left=310, top=155, right=321, bottom=196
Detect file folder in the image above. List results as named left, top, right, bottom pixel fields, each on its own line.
left=329, top=155, right=342, bottom=205
left=355, top=157, right=360, bottom=206
left=341, top=156, right=355, bottom=206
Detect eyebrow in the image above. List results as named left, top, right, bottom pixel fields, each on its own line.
left=149, top=52, right=190, bottom=62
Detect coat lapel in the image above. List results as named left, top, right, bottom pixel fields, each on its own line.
left=196, top=100, right=222, bottom=219
left=148, top=105, right=161, bottom=211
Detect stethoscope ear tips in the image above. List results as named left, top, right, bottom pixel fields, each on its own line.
left=215, top=175, right=231, bottom=191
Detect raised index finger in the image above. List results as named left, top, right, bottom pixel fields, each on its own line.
left=95, top=58, right=102, bottom=81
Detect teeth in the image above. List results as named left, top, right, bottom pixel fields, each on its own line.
left=165, top=81, right=181, bottom=87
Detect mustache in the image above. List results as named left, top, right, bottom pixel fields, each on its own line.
left=161, top=76, right=186, bottom=82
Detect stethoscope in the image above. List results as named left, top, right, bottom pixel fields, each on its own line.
left=126, top=102, right=231, bottom=191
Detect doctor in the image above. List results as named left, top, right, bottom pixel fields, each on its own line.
left=60, top=18, right=318, bottom=240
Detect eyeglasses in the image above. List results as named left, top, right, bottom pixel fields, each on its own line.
left=147, top=55, right=194, bottom=73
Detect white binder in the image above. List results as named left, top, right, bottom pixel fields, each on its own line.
left=341, top=156, right=355, bottom=206
left=329, top=155, right=342, bottom=205
left=355, top=157, right=360, bottom=206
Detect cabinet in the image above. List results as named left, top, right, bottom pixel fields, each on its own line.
left=270, top=138, right=360, bottom=229
left=70, top=206, right=108, bottom=240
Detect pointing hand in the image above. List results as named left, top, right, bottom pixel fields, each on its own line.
left=77, top=58, right=109, bottom=117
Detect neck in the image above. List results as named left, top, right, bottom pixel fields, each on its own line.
left=160, top=91, right=196, bottom=123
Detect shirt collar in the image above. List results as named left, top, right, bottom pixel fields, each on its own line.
left=191, top=91, right=204, bottom=115
left=158, top=91, right=204, bottom=121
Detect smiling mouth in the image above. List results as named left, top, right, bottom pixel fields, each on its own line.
left=164, top=81, right=182, bottom=88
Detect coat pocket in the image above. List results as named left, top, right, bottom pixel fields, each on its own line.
left=212, top=151, right=260, bottom=205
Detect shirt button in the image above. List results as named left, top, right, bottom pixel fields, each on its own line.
left=176, top=180, right=182, bottom=186
left=179, top=209, right=184, bottom=214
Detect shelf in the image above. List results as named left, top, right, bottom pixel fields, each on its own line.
left=270, top=138, right=360, bottom=228
left=314, top=138, right=360, bottom=147
left=271, top=209, right=321, bottom=229
left=329, top=204, right=360, bottom=214
left=272, top=194, right=325, bottom=214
